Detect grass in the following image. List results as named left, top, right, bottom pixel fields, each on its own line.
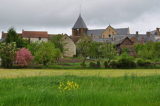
left=0, top=69, right=160, bottom=79
left=1, top=69, right=160, bottom=106
left=0, top=75, right=160, bottom=106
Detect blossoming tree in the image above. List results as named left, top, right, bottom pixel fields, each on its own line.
left=15, top=48, right=33, bottom=67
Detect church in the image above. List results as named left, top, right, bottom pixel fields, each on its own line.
left=70, top=14, right=160, bottom=44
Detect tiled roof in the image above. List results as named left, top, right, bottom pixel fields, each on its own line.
left=116, top=28, right=130, bottom=35
left=73, top=15, right=87, bottom=29
left=87, top=28, right=130, bottom=36
left=22, top=31, right=48, bottom=38
left=87, top=29, right=105, bottom=36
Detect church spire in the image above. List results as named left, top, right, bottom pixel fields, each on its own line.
left=72, top=15, right=87, bottom=29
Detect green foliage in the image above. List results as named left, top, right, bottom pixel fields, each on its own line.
left=96, top=61, right=101, bottom=68
left=27, top=42, right=41, bottom=56
left=110, top=60, right=118, bottom=68
left=136, top=58, right=152, bottom=67
left=104, top=61, right=109, bottom=68
left=89, top=62, right=97, bottom=68
left=5, top=28, right=28, bottom=48
left=77, top=36, right=92, bottom=66
left=77, top=36, right=117, bottom=67
left=115, top=53, right=136, bottom=68
left=135, top=42, right=160, bottom=61
left=50, top=34, right=66, bottom=56
left=0, top=42, right=17, bottom=68
left=34, top=42, right=61, bottom=66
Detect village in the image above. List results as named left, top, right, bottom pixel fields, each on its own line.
left=1, top=0, right=160, bottom=105
left=1, top=14, right=160, bottom=58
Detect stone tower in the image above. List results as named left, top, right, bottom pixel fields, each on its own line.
left=72, top=14, right=88, bottom=36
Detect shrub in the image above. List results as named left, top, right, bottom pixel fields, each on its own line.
left=89, top=62, right=97, bottom=68
left=96, top=61, right=101, bottom=68
left=15, top=48, right=33, bottom=67
left=136, top=58, right=152, bottom=67
left=104, top=61, right=109, bottom=68
left=80, top=63, right=86, bottom=68
left=110, top=60, right=118, bottom=68
left=117, top=58, right=136, bottom=68
left=115, top=53, right=136, bottom=68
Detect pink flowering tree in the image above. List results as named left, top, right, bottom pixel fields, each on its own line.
left=15, top=48, right=33, bottom=67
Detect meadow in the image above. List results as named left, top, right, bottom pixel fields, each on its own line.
left=0, top=69, right=160, bottom=106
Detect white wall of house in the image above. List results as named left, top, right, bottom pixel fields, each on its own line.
left=24, top=38, right=48, bottom=42
left=62, top=36, right=76, bottom=57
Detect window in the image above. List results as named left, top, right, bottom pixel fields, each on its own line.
left=39, top=37, right=41, bottom=40
left=109, top=35, right=111, bottom=37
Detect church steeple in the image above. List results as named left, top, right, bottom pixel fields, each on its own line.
left=73, top=14, right=87, bottom=29
left=72, top=15, right=88, bottom=36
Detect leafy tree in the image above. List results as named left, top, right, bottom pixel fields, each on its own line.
left=34, top=42, right=61, bottom=66
left=134, top=42, right=160, bottom=61
left=50, top=34, right=66, bottom=56
left=5, top=28, right=28, bottom=48
left=87, top=41, right=117, bottom=64
left=76, top=36, right=92, bottom=66
left=27, top=42, right=41, bottom=56
left=101, top=43, right=117, bottom=62
left=0, top=42, right=17, bottom=68
left=15, top=48, right=33, bottom=67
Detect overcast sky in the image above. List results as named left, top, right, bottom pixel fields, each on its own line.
left=0, top=0, right=160, bottom=36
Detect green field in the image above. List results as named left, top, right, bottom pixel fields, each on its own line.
left=0, top=69, right=160, bottom=106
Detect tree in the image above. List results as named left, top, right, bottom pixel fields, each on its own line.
left=5, top=28, right=28, bottom=48
left=100, top=43, right=117, bottom=62
left=27, top=42, right=41, bottom=56
left=135, top=42, right=160, bottom=62
left=15, top=48, right=33, bottom=67
left=0, top=42, right=17, bottom=68
left=34, top=42, right=61, bottom=66
left=50, top=34, right=66, bottom=56
left=76, top=36, right=92, bottom=66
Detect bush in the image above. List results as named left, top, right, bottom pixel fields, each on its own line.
left=110, top=60, right=118, bottom=68
left=89, top=62, right=97, bottom=68
left=136, top=58, right=152, bottom=67
left=96, top=61, right=101, bottom=68
left=15, top=48, right=33, bottom=67
left=114, top=53, right=136, bottom=68
left=104, top=61, right=109, bottom=68
left=81, top=63, right=86, bottom=67
left=117, top=58, right=136, bottom=68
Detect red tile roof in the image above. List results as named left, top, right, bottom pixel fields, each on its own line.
left=22, top=31, right=48, bottom=38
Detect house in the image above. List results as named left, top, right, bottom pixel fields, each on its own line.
left=2, top=30, right=48, bottom=42
left=22, top=30, right=48, bottom=42
left=115, top=37, right=136, bottom=56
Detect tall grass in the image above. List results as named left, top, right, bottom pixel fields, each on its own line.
left=0, top=75, right=160, bottom=106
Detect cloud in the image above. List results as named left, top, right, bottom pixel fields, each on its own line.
left=0, top=0, right=159, bottom=36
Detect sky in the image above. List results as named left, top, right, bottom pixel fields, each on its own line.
left=0, top=0, right=160, bottom=36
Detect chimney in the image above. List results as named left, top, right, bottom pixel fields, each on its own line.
left=146, top=32, right=151, bottom=36
left=136, top=31, right=139, bottom=35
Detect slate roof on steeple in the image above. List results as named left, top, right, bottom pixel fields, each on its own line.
left=73, top=15, right=87, bottom=29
